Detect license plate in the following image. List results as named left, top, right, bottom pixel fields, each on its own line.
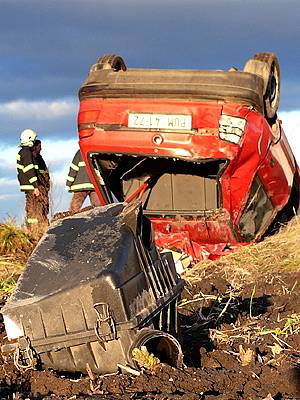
left=128, top=113, right=192, bottom=131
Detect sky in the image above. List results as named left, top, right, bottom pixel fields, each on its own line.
left=1, top=0, right=300, bottom=221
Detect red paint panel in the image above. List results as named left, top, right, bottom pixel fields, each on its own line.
left=150, top=210, right=237, bottom=245
left=79, top=96, right=298, bottom=262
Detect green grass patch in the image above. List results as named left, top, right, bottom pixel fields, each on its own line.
left=261, top=314, right=300, bottom=336
left=0, top=276, right=17, bottom=294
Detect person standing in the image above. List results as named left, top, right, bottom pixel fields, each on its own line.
left=16, top=129, right=49, bottom=235
left=66, top=149, right=100, bottom=212
left=32, top=139, right=50, bottom=223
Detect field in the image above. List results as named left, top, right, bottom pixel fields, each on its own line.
left=1, top=218, right=300, bottom=399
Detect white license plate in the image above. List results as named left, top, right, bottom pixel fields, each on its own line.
left=128, top=113, right=192, bottom=131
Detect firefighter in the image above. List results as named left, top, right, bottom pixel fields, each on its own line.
left=32, top=139, right=50, bottom=220
left=16, top=129, right=49, bottom=235
left=66, top=149, right=101, bottom=212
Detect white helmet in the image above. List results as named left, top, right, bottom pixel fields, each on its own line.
left=20, top=129, right=37, bottom=147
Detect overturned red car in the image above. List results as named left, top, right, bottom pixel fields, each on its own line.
left=77, top=53, right=299, bottom=263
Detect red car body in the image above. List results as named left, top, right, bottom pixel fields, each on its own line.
left=77, top=54, right=299, bottom=262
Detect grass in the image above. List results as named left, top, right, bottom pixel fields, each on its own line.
left=0, top=276, right=18, bottom=294
left=0, top=219, right=35, bottom=258
left=0, top=255, right=24, bottom=277
left=0, top=256, right=25, bottom=298
left=261, top=314, right=300, bottom=336
left=0, top=220, right=33, bottom=297
left=183, top=216, right=300, bottom=289
left=249, top=285, right=256, bottom=319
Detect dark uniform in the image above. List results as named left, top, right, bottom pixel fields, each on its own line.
left=16, top=146, right=49, bottom=231
left=34, top=152, right=50, bottom=218
left=66, top=149, right=100, bottom=212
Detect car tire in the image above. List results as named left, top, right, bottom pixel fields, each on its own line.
left=95, top=54, right=127, bottom=71
left=244, top=52, right=280, bottom=120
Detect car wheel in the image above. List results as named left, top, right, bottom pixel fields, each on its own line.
left=95, top=54, right=127, bottom=71
left=244, top=52, right=280, bottom=120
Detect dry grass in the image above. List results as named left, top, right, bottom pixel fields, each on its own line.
left=0, top=220, right=33, bottom=295
left=184, top=216, right=300, bottom=289
left=0, top=220, right=35, bottom=258
left=0, top=256, right=25, bottom=297
left=0, top=255, right=24, bottom=278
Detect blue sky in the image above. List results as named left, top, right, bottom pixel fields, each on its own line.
left=1, top=0, right=300, bottom=221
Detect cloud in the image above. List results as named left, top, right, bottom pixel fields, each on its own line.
left=0, top=0, right=300, bottom=108
left=0, top=99, right=78, bottom=120
left=0, top=138, right=78, bottom=172
left=0, top=98, right=78, bottom=146
left=0, top=177, right=17, bottom=186
left=0, top=194, right=20, bottom=201
left=278, top=110, right=300, bottom=164
left=0, top=146, right=20, bottom=171
left=0, top=139, right=78, bottom=174
left=41, top=139, right=79, bottom=171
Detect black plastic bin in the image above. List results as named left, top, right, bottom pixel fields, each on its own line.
left=1, top=202, right=184, bottom=373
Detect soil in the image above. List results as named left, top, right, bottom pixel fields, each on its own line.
left=1, top=268, right=300, bottom=400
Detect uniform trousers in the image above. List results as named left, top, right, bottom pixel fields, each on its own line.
left=25, top=187, right=49, bottom=236
left=69, top=190, right=101, bottom=213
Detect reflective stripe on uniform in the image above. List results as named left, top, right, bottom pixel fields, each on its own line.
left=27, top=218, right=39, bottom=224
left=70, top=183, right=94, bottom=190
left=23, top=163, right=35, bottom=173
left=67, top=176, right=75, bottom=182
left=20, top=185, right=35, bottom=190
left=16, top=163, right=24, bottom=170
left=70, top=162, right=79, bottom=171
left=16, top=154, right=21, bottom=161
left=29, top=176, right=37, bottom=183
left=78, top=161, right=86, bottom=167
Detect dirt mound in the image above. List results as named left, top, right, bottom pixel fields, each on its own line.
left=1, top=219, right=300, bottom=399
left=179, top=270, right=300, bottom=399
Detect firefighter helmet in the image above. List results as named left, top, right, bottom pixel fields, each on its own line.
left=20, top=129, right=37, bottom=147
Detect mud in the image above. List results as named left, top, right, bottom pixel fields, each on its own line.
left=1, top=268, right=300, bottom=399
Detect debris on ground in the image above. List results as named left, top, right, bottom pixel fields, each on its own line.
left=1, top=217, right=300, bottom=399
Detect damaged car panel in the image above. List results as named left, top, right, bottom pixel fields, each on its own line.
left=77, top=53, right=299, bottom=261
